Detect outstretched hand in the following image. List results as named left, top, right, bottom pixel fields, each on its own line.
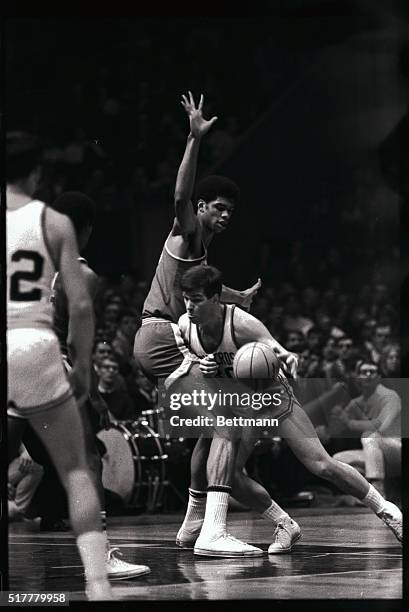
left=181, top=91, right=218, bottom=139
left=240, top=278, right=262, bottom=311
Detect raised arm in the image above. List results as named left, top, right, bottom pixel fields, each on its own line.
left=172, top=92, right=217, bottom=236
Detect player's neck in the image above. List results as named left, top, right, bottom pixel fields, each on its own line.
left=197, top=217, right=214, bottom=246
left=199, top=306, right=223, bottom=335
left=6, top=185, right=33, bottom=210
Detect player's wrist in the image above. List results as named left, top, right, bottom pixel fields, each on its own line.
left=188, top=131, right=202, bottom=142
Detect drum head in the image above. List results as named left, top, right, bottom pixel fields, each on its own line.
left=97, top=426, right=136, bottom=503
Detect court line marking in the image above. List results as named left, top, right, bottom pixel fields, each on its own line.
left=67, top=567, right=402, bottom=599
left=10, top=541, right=402, bottom=558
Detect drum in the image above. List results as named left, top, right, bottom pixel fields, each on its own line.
left=97, top=421, right=168, bottom=512
left=139, top=407, right=165, bottom=435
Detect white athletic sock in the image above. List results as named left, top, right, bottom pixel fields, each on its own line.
left=362, top=484, right=387, bottom=514
left=77, top=531, right=108, bottom=582
left=181, top=489, right=207, bottom=527
left=200, top=489, right=230, bottom=539
left=261, top=501, right=290, bottom=525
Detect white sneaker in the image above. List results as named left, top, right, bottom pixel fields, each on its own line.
left=176, top=522, right=203, bottom=548
left=86, top=578, right=114, bottom=600
left=194, top=533, right=263, bottom=557
left=106, top=547, right=151, bottom=580
left=377, top=501, right=402, bottom=542
left=268, top=517, right=301, bottom=554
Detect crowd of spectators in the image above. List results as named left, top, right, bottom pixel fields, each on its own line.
left=8, top=19, right=402, bottom=512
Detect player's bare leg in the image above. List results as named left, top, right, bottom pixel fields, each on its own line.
left=231, top=428, right=301, bottom=553
left=80, top=404, right=150, bottom=580
left=172, top=365, right=262, bottom=557
left=29, top=398, right=113, bottom=600
left=177, top=428, right=301, bottom=553
left=176, top=436, right=210, bottom=547
left=279, top=403, right=402, bottom=542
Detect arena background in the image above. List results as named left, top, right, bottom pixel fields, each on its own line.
left=4, top=4, right=409, bottom=509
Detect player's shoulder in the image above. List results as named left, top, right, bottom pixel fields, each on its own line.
left=44, top=206, right=75, bottom=238
left=178, top=312, right=189, bottom=329
left=231, top=305, right=260, bottom=327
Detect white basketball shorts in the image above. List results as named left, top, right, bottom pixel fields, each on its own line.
left=7, top=328, right=73, bottom=419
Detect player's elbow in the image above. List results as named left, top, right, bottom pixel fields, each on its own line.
left=174, top=192, right=188, bottom=207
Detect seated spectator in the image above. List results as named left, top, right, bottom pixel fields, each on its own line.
left=305, top=326, right=324, bottom=353
left=8, top=445, right=43, bottom=522
left=111, top=309, right=141, bottom=364
left=331, top=360, right=401, bottom=497
left=380, top=344, right=400, bottom=377
left=285, top=330, right=306, bottom=354
left=124, top=364, right=158, bottom=417
left=93, top=339, right=115, bottom=366
left=320, top=337, right=345, bottom=379
left=315, top=311, right=345, bottom=340
left=96, top=356, right=138, bottom=421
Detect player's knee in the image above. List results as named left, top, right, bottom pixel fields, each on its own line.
left=233, top=466, right=246, bottom=485
left=66, top=467, right=93, bottom=491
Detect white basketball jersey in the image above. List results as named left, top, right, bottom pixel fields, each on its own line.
left=7, top=200, right=56, bottom=330
left=178, top=304, right=238, bottom=378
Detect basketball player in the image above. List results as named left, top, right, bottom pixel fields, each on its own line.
left=6, top=132, right=113, bottom=600
left=175, top=265, right=402, bottom=552
left=134, top=92, right=282, bottom=557
left=49, top=191, right=150, bottom=579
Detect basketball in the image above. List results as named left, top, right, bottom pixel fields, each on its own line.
left=233, top=342, right=280, bottom=383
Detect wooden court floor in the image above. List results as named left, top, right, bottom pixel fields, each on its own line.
left=9, top=507, right=402, bottom=601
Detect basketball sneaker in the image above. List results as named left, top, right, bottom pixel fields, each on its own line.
left=268, top=517, right=301, bottom=554
left=176, top=521, right=202, bottom=548
left=194, top=533, right=263, bottom=557
left=106, top=547, right=151, bottom=580
left=377, top=501, right=402, bottom=542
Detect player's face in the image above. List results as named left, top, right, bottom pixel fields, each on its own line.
left=199, top=197, right=235, bottom=233
left=183, top=290, right=215, bottom=323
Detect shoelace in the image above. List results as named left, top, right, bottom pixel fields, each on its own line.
left=223, top=533, right=254, bottom=547
left=273, top=521, right=294, bottom=545
left=106, top=547, right=122, bottom=562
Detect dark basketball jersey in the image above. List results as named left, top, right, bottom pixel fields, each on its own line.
left=142, top=234, right=207, bottom=323
left=51, top=257, right=88, bottom=357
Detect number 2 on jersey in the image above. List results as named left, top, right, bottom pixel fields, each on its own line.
left=10, top=250, right=44, bottom=301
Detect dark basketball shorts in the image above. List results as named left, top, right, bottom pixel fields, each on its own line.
left=134, top=318, right=200, bottom=387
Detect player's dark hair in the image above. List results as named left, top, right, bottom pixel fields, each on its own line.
left=195, top=175, right=240, bottom=205
left=51, top=192, right=96, bottom=234
left=180, top=265, right=223, bottom=298
left=7, top=131, right=43, bottom=182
